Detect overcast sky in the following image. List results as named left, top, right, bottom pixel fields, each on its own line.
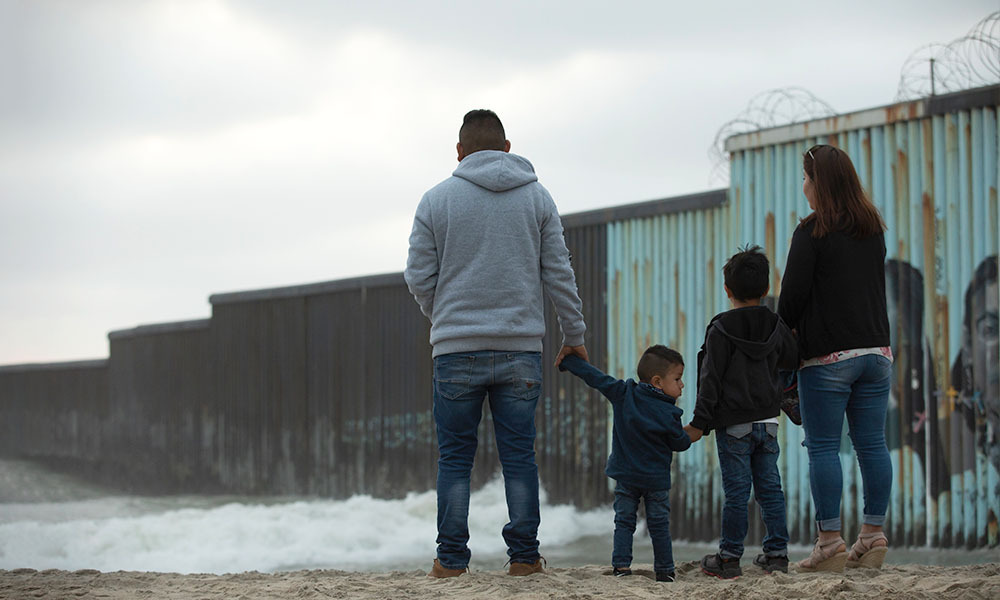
left=1, top=1, right=995, bottom=364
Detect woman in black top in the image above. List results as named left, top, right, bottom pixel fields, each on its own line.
left=778, top=144, right=893, bottom=572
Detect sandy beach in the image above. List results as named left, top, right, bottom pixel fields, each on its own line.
left=3, top=562, right=999, bottom=600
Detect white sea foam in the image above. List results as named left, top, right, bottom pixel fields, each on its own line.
left=0, top=477, right=613, bottom=574
left=3, top=460, right=995, bottom=573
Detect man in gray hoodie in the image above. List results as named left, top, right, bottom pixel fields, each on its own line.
left=405, top=109, right=587, bottom=578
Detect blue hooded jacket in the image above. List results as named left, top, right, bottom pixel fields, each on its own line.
left=559, top=355, right=691, bottom=491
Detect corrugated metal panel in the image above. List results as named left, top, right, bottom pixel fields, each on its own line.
left=211, top=279, right=443, bottom=499
left=210, top=297, right=309, bottom=494
left=107, top=321, right=214, bottom=492
left=0, top=361, right=108, bottom=464
left=541, top=221, right=610, bottom=509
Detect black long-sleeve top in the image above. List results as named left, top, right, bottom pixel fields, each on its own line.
left=777, top=218, right=890, bottom=360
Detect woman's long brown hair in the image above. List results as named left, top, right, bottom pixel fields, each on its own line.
left=802, top=144, right=886, bottom=238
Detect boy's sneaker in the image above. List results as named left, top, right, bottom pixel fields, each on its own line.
left=655, top=571, right=676, bottom=582
left=753, top=553, right=789, bottom=574
left=700, top=553, right=741, bottom=579
left=612, top=567, right=632, bottom=577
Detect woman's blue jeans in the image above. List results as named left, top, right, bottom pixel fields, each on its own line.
left=433, top=351, right=542, bottom=569
left=798, top=354, right=893, bottom=532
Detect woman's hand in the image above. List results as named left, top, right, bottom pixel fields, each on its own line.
left=683, top=424, right=703, bottom=443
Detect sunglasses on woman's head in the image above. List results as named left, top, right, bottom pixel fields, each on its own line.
left=808, top=145, right=839, bottom=161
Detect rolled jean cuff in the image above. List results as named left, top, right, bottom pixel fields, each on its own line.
left=863, top=514, right=887, bottom=527
left=818, top=517, right=841, bottom=532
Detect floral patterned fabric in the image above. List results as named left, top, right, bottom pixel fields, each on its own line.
left=800, top=346, right=893, bottom=369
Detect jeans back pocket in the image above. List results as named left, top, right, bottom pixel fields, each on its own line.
left=509, top=352, right=542, bottom=400
left=725, top=422, right=753, bottom=438
left=434, top=355, right=474, bottom=400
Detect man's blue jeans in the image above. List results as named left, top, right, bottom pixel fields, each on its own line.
left=612, top=481, right=674, bottom=574
left=433, top=351, right=543, bottom=569
left=715, top=422, right=789, bottom=559
left=798, top=354, right=893, bottom=531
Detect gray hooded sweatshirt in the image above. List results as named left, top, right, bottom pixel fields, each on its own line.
left=404, top=150, right=586, bottom=357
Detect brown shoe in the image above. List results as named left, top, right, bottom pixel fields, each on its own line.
left=508, top=557, right=546, bottom=576
left=428, top=559, right=467, bottom=578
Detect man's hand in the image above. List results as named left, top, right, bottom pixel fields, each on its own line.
left=555, top=344, right=588, bottom=367
left=683, top=424, right=703, bottom=443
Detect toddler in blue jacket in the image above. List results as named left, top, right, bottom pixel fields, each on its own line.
left=558, top=346, right=691, bottom=582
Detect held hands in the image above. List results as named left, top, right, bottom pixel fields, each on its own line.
left=683, top=424, right=703, bottom=443
left=555, top=344, right=588, bottom=367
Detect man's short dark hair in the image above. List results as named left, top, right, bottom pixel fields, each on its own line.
left=724, top=244, right=769, bottom=301
left=459, top=109, right=506, bottom=154
left=636, top=344, right=683, bottom=383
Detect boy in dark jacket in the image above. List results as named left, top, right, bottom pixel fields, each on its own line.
left=684, top=245, right=798, bottom=579
left=558, top=346, right=691, bottom=582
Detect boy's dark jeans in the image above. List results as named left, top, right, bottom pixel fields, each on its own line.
left=612, top=481, right=674, bottom=574
left=715, top=422, right=789, bottom=559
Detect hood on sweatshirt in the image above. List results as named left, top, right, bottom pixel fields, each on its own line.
left=453, top=150, right=538, bottom=192
left=709, top=306, right=784, bottom=360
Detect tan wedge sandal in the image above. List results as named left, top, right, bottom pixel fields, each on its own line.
left=796, top=537, right=847, bottom=572
left=846, top=531, right=888, bottom=569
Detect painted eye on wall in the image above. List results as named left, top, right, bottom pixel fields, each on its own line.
left=976, top=314, right=999, bottom=342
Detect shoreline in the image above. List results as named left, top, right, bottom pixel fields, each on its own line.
left=3, top=562, right=999, bottom=600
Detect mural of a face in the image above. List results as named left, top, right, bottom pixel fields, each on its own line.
left=967, top=274, right=999, bottom=440
left=952, top=255, right=999, bottom=499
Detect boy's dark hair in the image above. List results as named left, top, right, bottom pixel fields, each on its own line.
left=724, top=244, right=769, bottom=301
left=459, top=109, right=506, bottom=154
left=637, top=344, right=683, bottom=383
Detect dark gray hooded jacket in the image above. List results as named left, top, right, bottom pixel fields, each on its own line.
left=691, top=306, right=798, bottom=432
